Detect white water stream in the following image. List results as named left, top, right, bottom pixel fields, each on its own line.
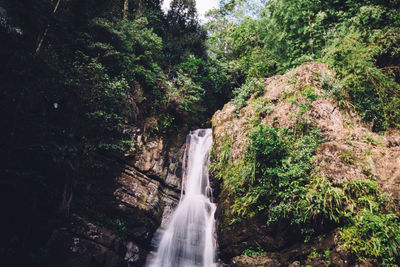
left=147, top=129, right=217, bottom=267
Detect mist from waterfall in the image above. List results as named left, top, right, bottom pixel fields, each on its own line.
left=147, top=129, right=217, bottom=267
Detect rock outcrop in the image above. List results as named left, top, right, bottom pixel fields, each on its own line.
left=46, top=127, right=188, bottom=267
left=211, top=62, right=400, bottom=266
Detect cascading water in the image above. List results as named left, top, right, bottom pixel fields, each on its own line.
left=147, top=129, right=217, bottom=267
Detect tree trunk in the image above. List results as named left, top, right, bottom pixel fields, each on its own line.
left=136, top=0, right=143, bottom=18
left=35, top=0, right=62, bottom=55
left=123, top=0, right=129, bottom=19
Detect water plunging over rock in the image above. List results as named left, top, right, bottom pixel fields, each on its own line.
left=148, top=129, right=217, bottom=267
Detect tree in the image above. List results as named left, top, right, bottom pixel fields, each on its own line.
left=164, top=0, right=206, bottom=73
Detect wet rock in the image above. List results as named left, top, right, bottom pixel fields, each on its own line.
left=387, top=133, right=400, bottom=147
left=124, top=242, right=140, bottom=266
left=231, top=255, right=281, bottom=267
left=330, top=245, right=354, bottom=267
left=47, top=215, right=129, bottom=267
left=354, top=261, right=379, bottom=267
left=47, top=128, right=188, bottom=266
left=305, top=256, right=326, bottom=267
left=288, top=261, right=300, bottom=267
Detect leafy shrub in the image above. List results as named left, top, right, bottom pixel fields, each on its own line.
left=299, top=176, right=346, bottom=225
left=232, top=77, right=265, bottom=111
left=323, top=31, right=400, bottom=131
left=212, top=122, right=324, bottom=234
left=154, top=114, right=176, bottom=134
left=166, top=68, right=205, bottom=119
left=252, top=98, right=275, bottom=118
left=301, top=85, right=319, bottom=101
left=317, top=72, right=344, bottom=97
left=246, top=125, right=286, bottom=180
left=341, top=210, right=400, bottom=266
left=344, top=179, right=379, bottom=200
left=242, top=246, right=266, bottom=257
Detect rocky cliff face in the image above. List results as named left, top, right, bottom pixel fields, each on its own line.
left=211, top=62, right=400, bottom=266
left=46, top=127, right=188, bottom=267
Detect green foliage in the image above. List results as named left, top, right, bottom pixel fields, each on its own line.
left=246, top=125, right=286, bottom=179
left=317, top=72, right=344, bottom=97
left=308, top=250, right=319, bottom=260
left=212, top=135, right=233, bottom=169
left=207, top=0, right=400, bottom=131
left=339, top=150, right=356, bottom=165
left=343, top=179, right=381, bottom=206
left=104, top=218, right=128, bottom=239
left=361, top=135, right=384, bottom=147
left=242, top=246, right=266, bottom=257
left=154, top=114, right=176, bottom=134
left=323, top=31, right=400, bottom=131
left=339, top=179, right=400, bottom=265
left=232, top=77, right=265, bottom=110
left=207, top=0, right=400, bottom=264
left=164, top=54, right=235, bottom=124
left=301, top=86, right=319, bottom=101
left=164, top=0, right=206, bottom=71
left=67, top=54, right=131, bottom=154
left=168, top=67, right=205, bottom=116
left=0, top=0, right=210, bottom=265
left=341, top=210, right=400, bottom=266
left=252, top=97, right=275, bottom=118
left=324, top=249, right=331, bottom=265
left=212, top=122, right=400, bottom=263
left=299, top=176, right=346, bottom=226
left=83, top=16, right=165, bottom=100
left=211, top=122, right=324, bottom=232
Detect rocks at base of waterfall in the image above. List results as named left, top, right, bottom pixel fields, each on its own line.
left=231, top=255, right=281, bottom=267
left=46, top=215, right=137, bottom=267
left=125, top=242, right=140, bottom=265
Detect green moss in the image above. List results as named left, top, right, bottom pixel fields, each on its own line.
left=301, top=85, right=319, bottom=101
left=232, top=77, right=265, bottom=112
left=308, top=249, right=319, bottom=260
left=361, top=135, right=384, bottom=147
left=339, top=149, right=356, bottom=164
left=252, top=97, right=275, bottom=118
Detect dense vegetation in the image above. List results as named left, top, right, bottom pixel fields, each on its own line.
left=206, top=0, right=400, bottom=130
left=1, top=0, right=400, bottom=265
left=209, top=0, right=400, bottom=265
left=211, top=120, right=400, bottom=265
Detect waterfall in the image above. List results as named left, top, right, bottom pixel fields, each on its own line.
left=147, top=129, right=217, bottom=267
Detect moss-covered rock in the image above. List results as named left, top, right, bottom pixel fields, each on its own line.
left=211, top=62, right=400, bottom=266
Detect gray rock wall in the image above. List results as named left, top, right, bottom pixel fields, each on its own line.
left=46, top=127, right=188, bottom=267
